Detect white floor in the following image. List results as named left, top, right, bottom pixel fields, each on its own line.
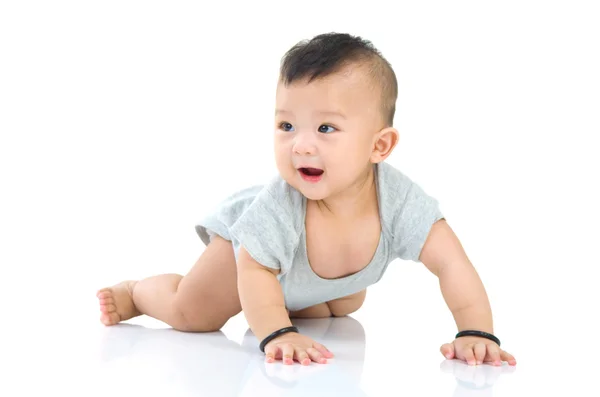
left=3, top=266, right=598, bottom=397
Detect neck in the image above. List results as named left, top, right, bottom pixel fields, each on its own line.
left=315, top=163, right=378, bottom=220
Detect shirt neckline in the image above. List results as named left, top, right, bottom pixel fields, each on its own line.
left=300, top=163, right=384, bottom=282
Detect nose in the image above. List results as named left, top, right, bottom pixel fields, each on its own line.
left=292, top=132, right=317, bottom=155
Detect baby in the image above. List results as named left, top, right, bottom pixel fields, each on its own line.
left=97, top=32, right=517, bottom=367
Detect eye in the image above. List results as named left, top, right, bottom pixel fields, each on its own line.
left=318, top=124, right=335, bottom=133
left=279, top=122, right=294, bottom=132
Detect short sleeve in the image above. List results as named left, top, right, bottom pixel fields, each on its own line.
left=392, top=182, right=444, bottom=262
left=228, top=186, right=298, bottom=273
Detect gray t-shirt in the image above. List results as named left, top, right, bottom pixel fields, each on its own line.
left=195, top=161, right=444, bottom=311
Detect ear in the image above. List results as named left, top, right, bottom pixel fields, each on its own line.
left=370, top=127, right=399, bottom=163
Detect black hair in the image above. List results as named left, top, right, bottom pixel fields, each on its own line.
left=279, top=32, right=398, bottom=126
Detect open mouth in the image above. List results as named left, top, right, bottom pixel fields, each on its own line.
left=299, top=167, right=324, bottom=176
left=298, top=167, right=324, bottom=182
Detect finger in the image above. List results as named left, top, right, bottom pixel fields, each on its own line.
left=264, top=343, right=279, bottom=363
left=500, top=349, right=517, bottom=366
left=294, top=347, right=311, bottom=366
left=307, top=347, right=327, bottom=364
left=486, top=344, right=502, bottom=366
left=282, top=343, right=295, bottom=365
left=440, top=343, right=455, bottom=360
left=474, top=343, right=487, bottom=365
left=313, top=342, right=334, bottom=358
left=462, top=345, right=476, bottom=366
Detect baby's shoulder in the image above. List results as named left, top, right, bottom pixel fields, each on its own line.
left=260, top=174, right=304, bottom=214
left=377, top=161, right=442, bottom=230
left=377, top=161, right=417, bottom=194
left=232, top=173, right=305, bottom=236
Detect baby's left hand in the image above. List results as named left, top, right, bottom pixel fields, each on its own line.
left=440, top=336, right=517, bottom=366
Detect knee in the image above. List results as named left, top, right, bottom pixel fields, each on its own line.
left=328, top=289, right=367, bottom=317
left=289, top=302, right=333, bottom=318
left=170, top=298, right=228, bottom=332
left=172, top=318, right=224, bottom=333
left=330, top=306, right=360, bottom=317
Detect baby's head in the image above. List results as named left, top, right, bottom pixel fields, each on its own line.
left=274, top=32, right=399, bottom=201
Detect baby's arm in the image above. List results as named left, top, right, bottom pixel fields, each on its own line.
left=419, top=219, right=516, bottom=366
left=237, top=245, right=334, bottom=364
left=420, top=219, right=493, bottom=333
left=236, top=245, right=292, bottom=341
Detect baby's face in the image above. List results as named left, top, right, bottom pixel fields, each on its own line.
left=274, top=67, right=385, bottom=201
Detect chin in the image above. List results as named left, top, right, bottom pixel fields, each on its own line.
left=300, top=190, right=328, bottom=201
left=281, top=171, right=325, bottom=200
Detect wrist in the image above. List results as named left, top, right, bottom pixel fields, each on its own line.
left=455, top=329, right=501, bottom=346
left=452, top=304, right=493, bottom=335
left=243, top=303, right=292, bottom=341
left=260, top=326, right=299, bottom=352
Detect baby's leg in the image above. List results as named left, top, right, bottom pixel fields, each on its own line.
left=96, top=235, right=241, bottom=332
left=288, top=289, right=367, bottom=318
left=327, top=289, right=367, bottom=317
left=289, top=302, right=333, bottom=318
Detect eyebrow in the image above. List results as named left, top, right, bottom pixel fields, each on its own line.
left=275, top=109, right=347, bottom=120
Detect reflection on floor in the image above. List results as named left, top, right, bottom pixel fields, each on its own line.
left=99, top=316, right=368, bottom=396
left=96, top=315, right=516, bottom=397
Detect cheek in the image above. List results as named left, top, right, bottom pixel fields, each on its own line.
left=273, top=145, right=294, bottom=174
left=274, top=134, right=292, bottom=152
left=329, top=142, right=371, bottom=176
left=354, top=137, right=375, bottom=160
left=335, top=139, right=369, bottom=160
left=274, top=150, right=286, bottom=168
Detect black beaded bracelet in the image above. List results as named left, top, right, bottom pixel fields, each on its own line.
left=455, top=330, right=501, bottom=346
left=259, top=326, right=299, bottom=353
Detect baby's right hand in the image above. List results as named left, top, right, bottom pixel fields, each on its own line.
left=264, top=332, right=334, bottom=365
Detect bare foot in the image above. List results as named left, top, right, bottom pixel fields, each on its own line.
left=96, top=281, right=141, bottom=325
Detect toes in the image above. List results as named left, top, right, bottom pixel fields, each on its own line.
left=100, top=303, right=117, bottom=313
left=100, top=311, right=120, bottom=325
left=99, top=296, right=115, bottom=305
left=96, top=289, right=113, bottom=299
left=97, top=283, right=139, bottom=326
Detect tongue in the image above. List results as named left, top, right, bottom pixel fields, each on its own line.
left=304, top=168, right=323, bottom=176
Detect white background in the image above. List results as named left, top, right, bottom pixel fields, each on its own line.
left=1, top=1, right=599, bottom=396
